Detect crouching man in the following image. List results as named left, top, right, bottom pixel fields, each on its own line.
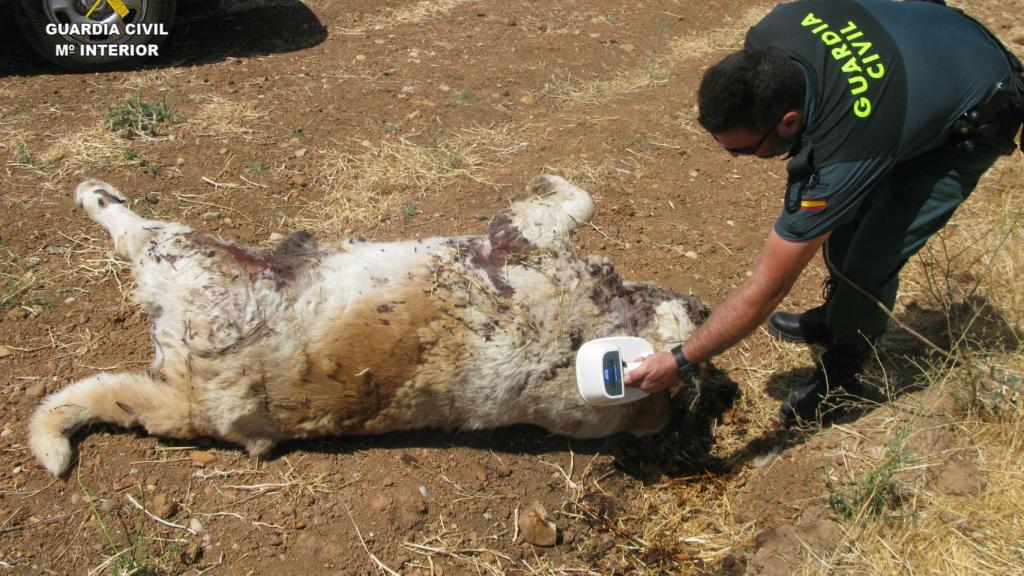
left=627, top=0, right=1023, bottom=425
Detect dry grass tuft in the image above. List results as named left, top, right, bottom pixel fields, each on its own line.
left=306, top=125, right=524, bottom=235
left=334, top=0, right=473, bottom=34
left=36, top=124, right=136, bottom=180
left=185, top=95, right=267, bottom=140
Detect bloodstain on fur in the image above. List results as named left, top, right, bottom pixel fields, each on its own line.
left=467, top=212, right=537, bottom=298
left=588, top=258, right=689, bottom=335
left=185, top=230, right=321, bottom=284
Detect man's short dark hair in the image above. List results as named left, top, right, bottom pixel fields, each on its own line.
left=697, top=48, right=805, bottom=134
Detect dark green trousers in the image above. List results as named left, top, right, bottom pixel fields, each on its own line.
left=823, top=145, right=1002, bottom=349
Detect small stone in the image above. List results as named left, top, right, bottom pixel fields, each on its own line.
left=519, top=501, right=557, bottom=547
left=99, top=499, right=119, bottom=514
left=898, top=295, right=917, bottom=309
left=401, top=85, right=416, bottom=94
left=219, top=147, right=228, bottom=154
left=151, top=494, right=178, bottom=518
left=267, top=533, right=283, bottom=546
left=182, top=542, right=203, bottom=565
left=467, top=462, right=488, bottom=483
left=355, top=54, right=367, bottom=61
left=688, top=170, right=699, bottom=178
left=189, top=451, right=217, bottom=467
left=201, top=211, right=221, bottom=222
left=63, top=296, right=78, bottom=305
left=684, top=251, right=698, bottom=260
left=439, top=84, right=451, bottom=92
left=374, top=38, right=386, bottom=45
left=269, top=233, right=285, bottom=242
left=596, top=533, right=616, bottom=552
left=26, top=381, right=46, bottom=399
left=589, top=32, right=601, bottom=38
left=189, top=518, right=204, bottom=533
left=0, top=345, right=13, bottom=359
left=175, top=157, right=186, bottom=166
left=519, top=94, right=535, bottom=105
left=146, top=192, right=161, bottom=204
left=294, top=148, right=308, bottom=158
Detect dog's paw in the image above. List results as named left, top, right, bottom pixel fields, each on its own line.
left=526, top=174, right=570, bottom=198
left=74, top=179, right=127, bottom=212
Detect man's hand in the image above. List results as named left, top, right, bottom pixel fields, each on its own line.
left=624, top=351, right=687, bottom=394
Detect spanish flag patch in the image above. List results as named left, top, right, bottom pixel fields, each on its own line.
left=800, top=199, right=827, bottom=211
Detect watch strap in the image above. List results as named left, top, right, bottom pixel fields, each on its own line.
left=670, top=345, right=698, bottom=381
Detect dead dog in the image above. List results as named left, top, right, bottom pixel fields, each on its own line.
left=29, top=175, right=707, bottom=476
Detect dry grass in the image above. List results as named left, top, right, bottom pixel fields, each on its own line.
left=544, top=5, right=768, bottom=106
left=185, top=95, right=267, bottom=140
left=334, top=0, right=473, bottom=34
left=36, top=124, right=138, bottom=180
left=306, top=124, right=524, bottom=235
left=743, top=155, right=1023, bottom=575
left=818, top=155, right=1024, bottom=576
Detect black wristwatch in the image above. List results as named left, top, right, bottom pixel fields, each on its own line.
left=670, top=345, right=699, bottom=383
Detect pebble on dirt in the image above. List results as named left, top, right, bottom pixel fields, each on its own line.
left=151, top=494, right=178, bottom=518
left=26, top=381, right=47, bottom=399
left=519, top=501, right=558, bottom=547
left=189, top=451, right=217, bottom=467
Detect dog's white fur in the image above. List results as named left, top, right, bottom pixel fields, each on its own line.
left=29, top=175, right=707, bottom=476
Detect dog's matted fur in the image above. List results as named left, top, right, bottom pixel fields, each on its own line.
left=29, top=175, right=708, bottom=476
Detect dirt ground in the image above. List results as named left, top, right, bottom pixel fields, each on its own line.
left=1, top=1, right=1022, bottom=574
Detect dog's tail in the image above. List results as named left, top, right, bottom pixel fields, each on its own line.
left=29, top=373, right=191, bottom=476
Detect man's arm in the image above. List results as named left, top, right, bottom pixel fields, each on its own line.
left=625, top=228, right=829, bottom=393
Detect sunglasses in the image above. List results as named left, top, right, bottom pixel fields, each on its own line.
left=724, top=121, right=778, bottom=156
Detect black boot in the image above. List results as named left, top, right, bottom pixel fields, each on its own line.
left=767, top=277, right=836, bottom=346
left=779, top=345, right=869, bottom=427
left=767, top=304, right=832, bottom=345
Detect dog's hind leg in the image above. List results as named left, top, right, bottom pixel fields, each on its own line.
left=495, top=175, right=596, bottom=248
left=28, top=373, right=191, bottom=476
left=74, top=179, right=172, bottom=261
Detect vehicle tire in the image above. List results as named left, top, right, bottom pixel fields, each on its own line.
left=15, top=0, right=177, bottom=71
